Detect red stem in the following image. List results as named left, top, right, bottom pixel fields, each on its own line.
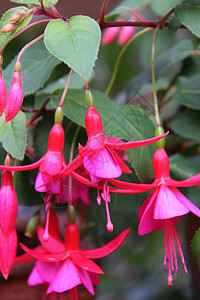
left=99, top=0, right=109, bottom=25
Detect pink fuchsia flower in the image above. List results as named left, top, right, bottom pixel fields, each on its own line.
left=4, top=62, right=23, bottom=122
left=0, top=228, right=18, bottom=279
left=0, top=123, right=66, bottom=195
left=110, top=148, right=200, bottom=285
left=43, top=106, right=168, bottom=231
left=0, top=171, right=18, bottom=239
left=0, top=65, right=7, bottom=116
left=19, top=214, right=130, bottom=296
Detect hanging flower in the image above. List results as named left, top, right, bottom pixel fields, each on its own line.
left=110, top=148, right=200, bottom=285
left=18, top=211, right=130, bottom=296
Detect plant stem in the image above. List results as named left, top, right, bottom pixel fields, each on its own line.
left=26, top=98, right=50, bottom=129
left=17, top=33, right=44, bottom=63
left=151, top=25, right=161, bottom=126
left=105, top=27, right=153, bottom=95
left=59, top=69, right=73, bottom=107
left=99, top=0, right=109, bottom=25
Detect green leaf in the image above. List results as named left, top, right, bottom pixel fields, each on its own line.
left=51, top=89, right=157, bottom=181
left=172, top=75, right=200, bottom=110
left=44, top=16, right=101, bottom=80
left=106, top=0, right=149, bottom=18
left=0, top=7, right=33, bottom=51
left=128, top=39, right=193, bottom=97
left=192, top=228, right=200, bottom=269
left=3, top=40, right=60, bottom=97
left=0, top=111, right=26, bottom=160
left=176, top=4, right=200, bottom=38
left=10, top=0, right=59, bottom=8
left=151, top=0, right=182, bottom=16
left=169, top=109, right=200, bottom=142
left=169, top=154, right=200, bottom=179
left=121, top=106, right=157, bottom=181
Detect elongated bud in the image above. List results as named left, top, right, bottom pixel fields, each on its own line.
left=9, top=13, right=25, bottom=22
left=85, top=89, right=94, bottom=108
left=1, top=23, right=16, bottom=33
left=118, top=18, right=136, bottom=45
left=155, top=125, right=165, bottom=149
left=0, top=65, right=7, bottom=116
left=0, top=228, right=18, bottom=279
left=101, top=26, right=120, bottom=45
left=25, top=212, right=40, bottom=238
left=0, top=171, right=18, bottom=239
left=4, top=63, right=23, bottom=122
left=55, top=106, right=63, bottom=124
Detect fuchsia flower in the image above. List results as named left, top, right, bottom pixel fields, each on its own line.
left=0, top=123, right=66, bottom=195
left=110, top=148, right=200, bottom=285
left=4, top=67, right=23, bottom=122
left=45, top=106, right=167, bottom=231
left=18, top=212, right=130, bottom=296
left=0, top=171, right=18, bottom=239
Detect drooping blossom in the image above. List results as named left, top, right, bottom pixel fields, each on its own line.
left=110, top=148, right=200, bottom=285
left=0, top=228, right=18, bottom=279
left=18, top=211, right=130, bottom=296
left=0, top=123, right=66, bottom=195
left=0, top=171, right=18, bottom=239
left=4, top=62, right=23, bottom=122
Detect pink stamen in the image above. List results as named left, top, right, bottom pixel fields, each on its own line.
left=163, top=225, right=167, bottom=271
left=172, top=222, right=188, bottom=274
left=166, top=221, right=173, bottom=286
left=43, top=194, right=52, bottom=242
left=169, top=220, right=178, bottom=275
left=105, top=201, right=113, bottom=232
left=97, top=188, right=101, bottom=205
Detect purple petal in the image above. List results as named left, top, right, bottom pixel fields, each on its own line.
left=83, top=148, right=122, bottom=179
left=28, top=263, right=44, bottom=286
left=47, top=260, right=81, bottom=294
left=35, top=172, right=48, bottom=192
left=36, top=260, right=61, bottom=284
left=153, top=185, right=189, bottom=219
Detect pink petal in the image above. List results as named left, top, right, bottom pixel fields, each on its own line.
left=42, top=173, right=62, bottom=194
left=167, top=173, right=200, bottom=187
left=81, top=228, right=131, bottom=259
left=40, top=152, right=63, bottom=176
left=28, top=263, right=45, bottom=286
left=71, top=252, right=104, bottom=274
left=106, top=131, right=169, bottom=150
left=138, top=190, right=162, bottom=235
left=153, top=185, right=189, bottom=220
left=0, top=228, right=18, bottom=279
left=37, top=226, right=65, bottom=253
left=71, top=171, right=98, bottom=188
left=35, top=172, right=48, bottom=192
left=47, top=260, right=81, bottom=294
left=83, top=148, right=122, bottom=179
left=15, top=246, right=44, bottom=264
left=89, top=272, right=100, bottom=285
left=35, top=260, right=61, bottom=284
left=171, top=187, right=200, bottom=218
left=78, top=268, right=95, bottom=295
left=138, top=193, right=152, bottom=221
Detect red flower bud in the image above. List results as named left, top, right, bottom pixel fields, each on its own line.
left=1, top=23, right=16, bottom=33
left=9, top=13, right=25, bottom=22
left=0, top=69, right=7, bottom=116
left=0, top=171, right=18, bottom=239
left=0, top=228, right=18, bottom=279
left=4, top=70, right=23, bottom=122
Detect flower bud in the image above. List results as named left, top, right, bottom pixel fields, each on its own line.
left=117, top=17, right=136, bottom=45
left=101, top=26, right=120, bottom=45
left=9, top=13, right=25, bottom=22
left=1, top=23, right=16, bottom=33
left=0, top=228, right=18, bottom=279
left=0, top=68, right=7, bottom=116
left=4, top=66, right=23, bottom=122
left=0, top=171, right=18, bottom=239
